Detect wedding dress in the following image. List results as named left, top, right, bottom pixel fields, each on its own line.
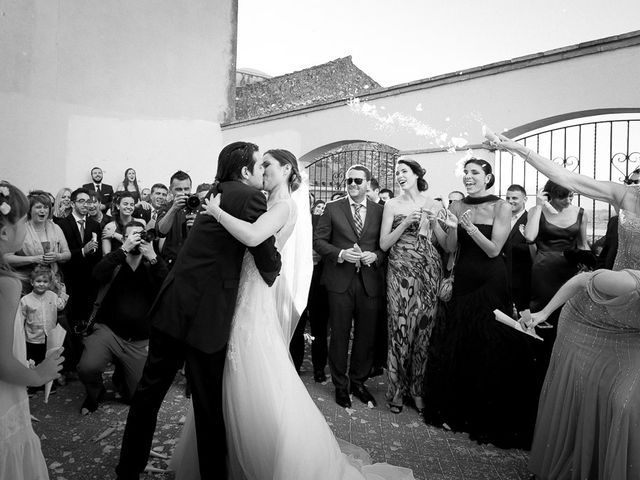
left=171, top=192, right=414, bottom=480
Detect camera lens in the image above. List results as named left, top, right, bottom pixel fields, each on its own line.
left=185, top=194, right=201, bottom=211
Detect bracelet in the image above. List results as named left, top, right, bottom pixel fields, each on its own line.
left=524, top=150, right=531, bottom=163
left=216, top=209, right=223, bottom=223
left=120, top=246, right=129, bottom=254
left=466, top=226, right=480, bottom=237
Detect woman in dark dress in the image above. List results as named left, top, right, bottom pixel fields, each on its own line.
left=115, top=168, right=141, bottom=204
left=423, top=158, right=538, bottom=449
left=524, top=180, right=589, bottom=390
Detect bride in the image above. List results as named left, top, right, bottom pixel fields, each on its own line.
left=170, top=149, right=414, bottom=480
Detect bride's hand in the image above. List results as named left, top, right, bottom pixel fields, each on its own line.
left=203, top=194, right=222, bottom=218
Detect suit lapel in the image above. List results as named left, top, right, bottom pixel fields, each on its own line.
left=359, top=199, right=376, bottom=238
left=339, top=198, right=359, bottom=238
left=508, top=211, right=528, bottom=243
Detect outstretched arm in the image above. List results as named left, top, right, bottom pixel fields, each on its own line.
left=204, top=194, right=290, bottom=247
left=497, top=136, right=627, bottom=208
left=526, top=269, right=638, bottom=327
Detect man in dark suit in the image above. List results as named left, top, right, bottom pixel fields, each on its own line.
left=314, top=165, right=385, bottom=409
left=116, top=142, right=281, bottom=480
left=82, top=166, right=114, bottom=213
left=56, top=187, right=102, bottom=373
left=504, top=184, right=532, bottom=313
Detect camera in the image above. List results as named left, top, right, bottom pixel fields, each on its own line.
left=139, top=229, right=156, bottom=243
left=184, top=194, right=201, bottom=213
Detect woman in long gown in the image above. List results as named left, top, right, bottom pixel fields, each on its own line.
left=380, top=159, right=445, bottom=414
left=171, top=151, right=414, bottom=480
left=423, top=158, right=539, bottom=449
left=525, top=181, right=589, bottom=334
left=0, top=181, right=64, bottom=480
left=497, top=135, right=640, bottom=479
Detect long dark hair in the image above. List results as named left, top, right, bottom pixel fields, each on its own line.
left=111, top=191, right=136, bottom=234
left=264, top=149, right=302, bottom=192
left=122, top=168, right=140, bottom=194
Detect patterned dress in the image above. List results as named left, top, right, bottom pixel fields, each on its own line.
left=386, top=215, right=443, bottom=406
left=529, top=187, right=640, bottom=480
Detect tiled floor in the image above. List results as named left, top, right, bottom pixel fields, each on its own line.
left=32, top=360, right=531, bottom=479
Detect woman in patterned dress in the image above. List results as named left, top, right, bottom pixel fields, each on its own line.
left=380, top=159, right=447, bottom=414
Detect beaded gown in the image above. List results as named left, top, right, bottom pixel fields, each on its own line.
left=171, top=200, right=414, bottom=480
left=386, top=215, right=442, bottom=407
left=423, top=197, right=539, bottom=449
left=529, top=186, right=640, bottom=480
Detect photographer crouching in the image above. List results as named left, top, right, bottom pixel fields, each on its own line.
left=155, top=170, right=200, bottom=268
left=77, top=220, right=168, bottom=414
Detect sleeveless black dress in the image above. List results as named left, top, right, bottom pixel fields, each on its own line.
left=424, top=206, right=539, bottom=449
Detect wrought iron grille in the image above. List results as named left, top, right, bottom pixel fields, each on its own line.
left=495, top=118, right=640, bottom=242
left=305, top=143, right=399, bottom=202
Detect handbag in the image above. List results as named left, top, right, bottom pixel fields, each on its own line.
left=438, top=249, right=458, bottom=302
left=74, top=265, right=121, bottom=336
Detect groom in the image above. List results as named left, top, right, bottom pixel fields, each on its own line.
left=115, top=142, right=281, bottom=480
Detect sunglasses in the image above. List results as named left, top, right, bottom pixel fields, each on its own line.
left=346, top=178, right=364, bottom=185
left=624, top=179, right=640, bottom=185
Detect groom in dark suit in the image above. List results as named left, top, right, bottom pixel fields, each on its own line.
left=314, top=165, right=385, bottom=409
left=504, top=184, right=532, bottom=313
left=115, top=142, right=281, bottom=480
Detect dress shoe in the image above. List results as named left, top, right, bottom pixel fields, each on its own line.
left=313, top=370, right=327, bottom=383
left=350, top=384, right=377, bottom=407
left=335, top=389, right=352, bottom=408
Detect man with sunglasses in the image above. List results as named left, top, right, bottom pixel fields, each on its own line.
left=314, top=165, right=385, bottom=409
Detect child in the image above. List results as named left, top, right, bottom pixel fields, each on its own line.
left=0, top=181, right=64, bottom=480
left=19, top=265, right=68, bottom=394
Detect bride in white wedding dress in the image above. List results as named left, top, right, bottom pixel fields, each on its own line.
left=171, top=150, right=414, bottom=480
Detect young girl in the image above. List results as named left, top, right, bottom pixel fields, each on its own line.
left=0, top=180, right=64, bottom=480
left=19, top=265, right=68, bottom=394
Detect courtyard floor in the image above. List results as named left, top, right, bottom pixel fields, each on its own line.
left=32, top=357, right=531, bottom=480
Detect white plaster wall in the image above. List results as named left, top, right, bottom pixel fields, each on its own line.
left=0, top=0, right=236, bottom=192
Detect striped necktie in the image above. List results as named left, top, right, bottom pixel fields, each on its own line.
left=353, top=204, right=363, bottom=236
left=77, top=219, right=85, bottom=239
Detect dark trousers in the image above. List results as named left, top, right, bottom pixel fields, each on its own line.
left=77, top=324, right=148, bottom=406
left=115, top=328, right=227, bottom=480
left=327, top=273, right=378, bottom=391
left=290, top=263, right=329, bottom=373
left=26, top=341, right=47, bottom=365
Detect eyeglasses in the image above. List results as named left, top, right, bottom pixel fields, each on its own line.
left=346, top=178, right=364, bottom=185
left=75, top=199, right=90, bottom=204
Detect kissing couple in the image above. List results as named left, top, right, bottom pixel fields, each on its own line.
left=115, top=142, right=414, bottom=480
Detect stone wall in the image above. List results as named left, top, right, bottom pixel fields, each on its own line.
left=235, top=56, right=379, bottom=120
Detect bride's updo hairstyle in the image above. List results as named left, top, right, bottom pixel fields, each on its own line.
left=464, top=158, right=495, bottom=189
left=264, top=149, right=302, bottom=192
left=397, top=158, right=428, bottom=191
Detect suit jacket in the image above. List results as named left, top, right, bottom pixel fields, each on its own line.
left=313, top=197, right=385, bottom=296
left=83, top=182, right=114, bottom=209
left=503, top=211, right=532, bottom=309
left=56, top=214, right=103, bottom=320
left=149, top=181, right=282, bottom=354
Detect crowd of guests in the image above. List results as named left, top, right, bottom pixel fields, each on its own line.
left=2, top=151, right=639, bottom=479
left=1, top=167, right=210, bottom=416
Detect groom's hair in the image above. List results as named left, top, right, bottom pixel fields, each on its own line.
left=215, top=142, right=260, bottom=183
